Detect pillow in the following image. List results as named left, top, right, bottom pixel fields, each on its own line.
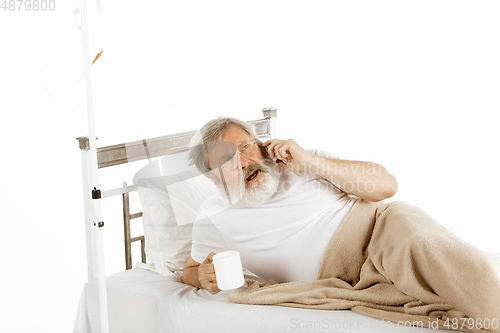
left=137, top=166, right=217, bottom=277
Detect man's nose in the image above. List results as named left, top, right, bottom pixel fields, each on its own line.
left=239, top=154, right=251, bottom=168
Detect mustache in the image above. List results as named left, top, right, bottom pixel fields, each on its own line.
left=243, top=162, right=271, bottom=180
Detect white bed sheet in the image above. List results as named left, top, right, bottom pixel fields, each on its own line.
left=73, top=268, right=461, bottom=333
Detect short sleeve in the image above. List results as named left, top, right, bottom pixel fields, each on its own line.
left=305, top=148, right=342, bottom=190
left=306, top=148, right=340, bottom=160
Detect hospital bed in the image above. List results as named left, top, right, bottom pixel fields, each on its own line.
left=73, top=108, right=495, bottom=333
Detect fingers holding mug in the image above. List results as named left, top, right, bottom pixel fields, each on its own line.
left=198, top=252, right=220, bottom=294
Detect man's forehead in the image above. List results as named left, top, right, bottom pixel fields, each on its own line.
left=219, top=125, right=252, bottom=145
left=206, top=141, right=237, bottom=156
left=216, top=138, right=252, bottom=147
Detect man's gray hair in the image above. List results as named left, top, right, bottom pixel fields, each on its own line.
left=188, top=117, right=259, bottom=173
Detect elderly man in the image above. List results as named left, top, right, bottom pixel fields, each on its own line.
left=182, top=116, right=500, bottom=332
left=183, top=116, right=396, bottom=287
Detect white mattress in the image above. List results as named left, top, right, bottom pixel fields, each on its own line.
left=73, top=268, right=458, bottom=333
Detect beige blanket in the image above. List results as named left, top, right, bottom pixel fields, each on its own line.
left=229, top=201, right=500, bottom=333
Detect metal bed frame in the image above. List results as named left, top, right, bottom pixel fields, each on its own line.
left=77, top=108, right=277, bottom=279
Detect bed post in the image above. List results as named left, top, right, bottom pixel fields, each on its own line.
left=262, top=107, right=278, bottom=139
left=77, top=137, right=95, bottom=281
left=122, top=182, right=133, bottom=270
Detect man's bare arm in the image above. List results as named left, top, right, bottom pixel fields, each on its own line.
left=263, top=139, right=398, bottom=202
left=309, top=155, right=398, bottom=202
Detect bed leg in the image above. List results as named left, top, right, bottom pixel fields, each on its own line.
left=141, top=238, right=146, bottom=264
left=122, top=182, right=133, bottom=270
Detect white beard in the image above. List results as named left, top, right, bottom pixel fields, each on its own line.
left=214, top=160, right=280, bottom=208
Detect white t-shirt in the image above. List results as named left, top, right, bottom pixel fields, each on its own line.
left=190, top=149, right=358, bottom=283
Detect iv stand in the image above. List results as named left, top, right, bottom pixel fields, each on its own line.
left=78, top=0, right=109, bottom=331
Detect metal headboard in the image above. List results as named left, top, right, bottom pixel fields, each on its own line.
left=77, top=108, right=278, bottom=277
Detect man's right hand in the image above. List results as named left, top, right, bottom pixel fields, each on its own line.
left=198, top=252, right=220, bottom=294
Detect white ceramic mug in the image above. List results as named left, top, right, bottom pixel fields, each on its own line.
left=212, top=251, right=245, bottom=290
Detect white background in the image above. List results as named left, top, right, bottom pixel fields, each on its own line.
left=1, top=1, right=499, bottom=332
